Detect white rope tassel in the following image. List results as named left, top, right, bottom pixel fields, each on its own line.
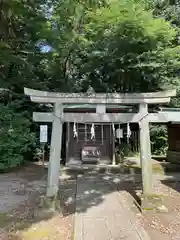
left=91, top=123, right=95, bottom=139
left=73, top=122, right=78, bottom=138
left=127, top=122, right=131, bottom=142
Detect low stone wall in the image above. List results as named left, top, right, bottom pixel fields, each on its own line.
left=167, top=150, right=180, bottom=163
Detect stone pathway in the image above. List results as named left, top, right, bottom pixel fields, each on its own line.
left=74, top=175, right=150, bottom=240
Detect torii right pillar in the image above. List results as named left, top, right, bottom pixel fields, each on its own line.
left=139, top=103, right=152, bottom=208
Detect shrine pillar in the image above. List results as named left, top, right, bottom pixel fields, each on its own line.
left=46, top=103, right=63, bottom=197
left=139, top=103, right=152, bottom=195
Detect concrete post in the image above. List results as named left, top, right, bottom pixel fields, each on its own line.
left=139, top=103, right=152, bottom=195
left=46, top=103, right=63, bottom=197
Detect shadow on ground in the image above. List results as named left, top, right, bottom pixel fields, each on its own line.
left=3, top=162, right=180, bottom=239
left=62, top=165, right=180, bottom=215
left=61, top=168, right=143, bottom=215
left=161, top=175, right=180, bottom=201
left=75, top=175, right=142, bottom=214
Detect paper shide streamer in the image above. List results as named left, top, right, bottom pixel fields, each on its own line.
left=127, top=122, right=131, bottom=143
left=73, top=122, right=78, bottom=138
left=91, top=123, right=95, bottom=139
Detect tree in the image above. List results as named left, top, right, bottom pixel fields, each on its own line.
left=45, top=0, right=108, bottom=92
left=74, top=0, right=180, bottom=93
left=145, top=0, right=180, bottom=106
left=0, top=0, right=52, bottom=169
left=0, top=0, right=52, bottom=92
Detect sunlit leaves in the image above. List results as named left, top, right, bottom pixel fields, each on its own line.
left=75, top=0, right=179, bottom=93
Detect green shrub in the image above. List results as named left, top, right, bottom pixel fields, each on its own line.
left=0, top=104, right=36, bottom=170
left=150, top=124, right=168, bottom=155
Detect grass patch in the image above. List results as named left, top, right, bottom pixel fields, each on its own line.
left=134, top=192, right=165, bottom=212
left=0, top=213, right=11, bottom=228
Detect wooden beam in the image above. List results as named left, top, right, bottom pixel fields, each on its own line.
left=33, top=112, right=180, bottom=123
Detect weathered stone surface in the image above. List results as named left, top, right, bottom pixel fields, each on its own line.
left=156, top=205, right=168, bottom=213
left=46, top=103, right=63, bottom=197
left=74, top=176, right=150, bottom=240
left=139, top=103, right=152, bottom=195
left=139, top=194, right=165, bottom=212
left=24, top=87, right=176, bottom=104
left=33, top=111, right=180, bottom=123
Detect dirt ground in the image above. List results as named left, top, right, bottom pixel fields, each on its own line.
left=1, top=164, right=180, bottom=239
left=120, top=178, right=180, bottom=240
left=0, top=163, right=76, bottom=240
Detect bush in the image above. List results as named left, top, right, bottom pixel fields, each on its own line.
left=150, top=124, right=168, bottom=155
left=0, top=104, right=36, bottom=170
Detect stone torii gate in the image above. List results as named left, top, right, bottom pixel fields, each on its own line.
left=24, top=88, right=178, bottom=202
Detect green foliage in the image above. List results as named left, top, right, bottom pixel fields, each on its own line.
left=146, top=0, right=180, bottom=106
left=0, top=103, right=36, bottom=170
left=150, top=124, right=168, bottom=155
left=0, top=0, right=52, bottom=92
left=45, top=0, right=107, bottom=92
left=1, top=0, right=180, bottom=94
left=75, top=0, right=180, bottom=93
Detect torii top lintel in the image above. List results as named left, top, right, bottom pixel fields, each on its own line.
left=24, top=88, right=176, bottom=104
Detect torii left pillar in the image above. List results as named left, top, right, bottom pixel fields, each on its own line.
left=46, top=103, right=63, bottom=197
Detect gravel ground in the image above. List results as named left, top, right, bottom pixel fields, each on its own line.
left=0, top=163, right=76, bottom=240
left=119, top=178, right=180, bottom=240
left=2, top=164, right=180, bottom=240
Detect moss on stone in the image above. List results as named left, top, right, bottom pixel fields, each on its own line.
left=142, top=208, right=154, bottom=211
left=21, top=225, right=55, bottom=240
left=0, top=212, right=11, bottom=227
